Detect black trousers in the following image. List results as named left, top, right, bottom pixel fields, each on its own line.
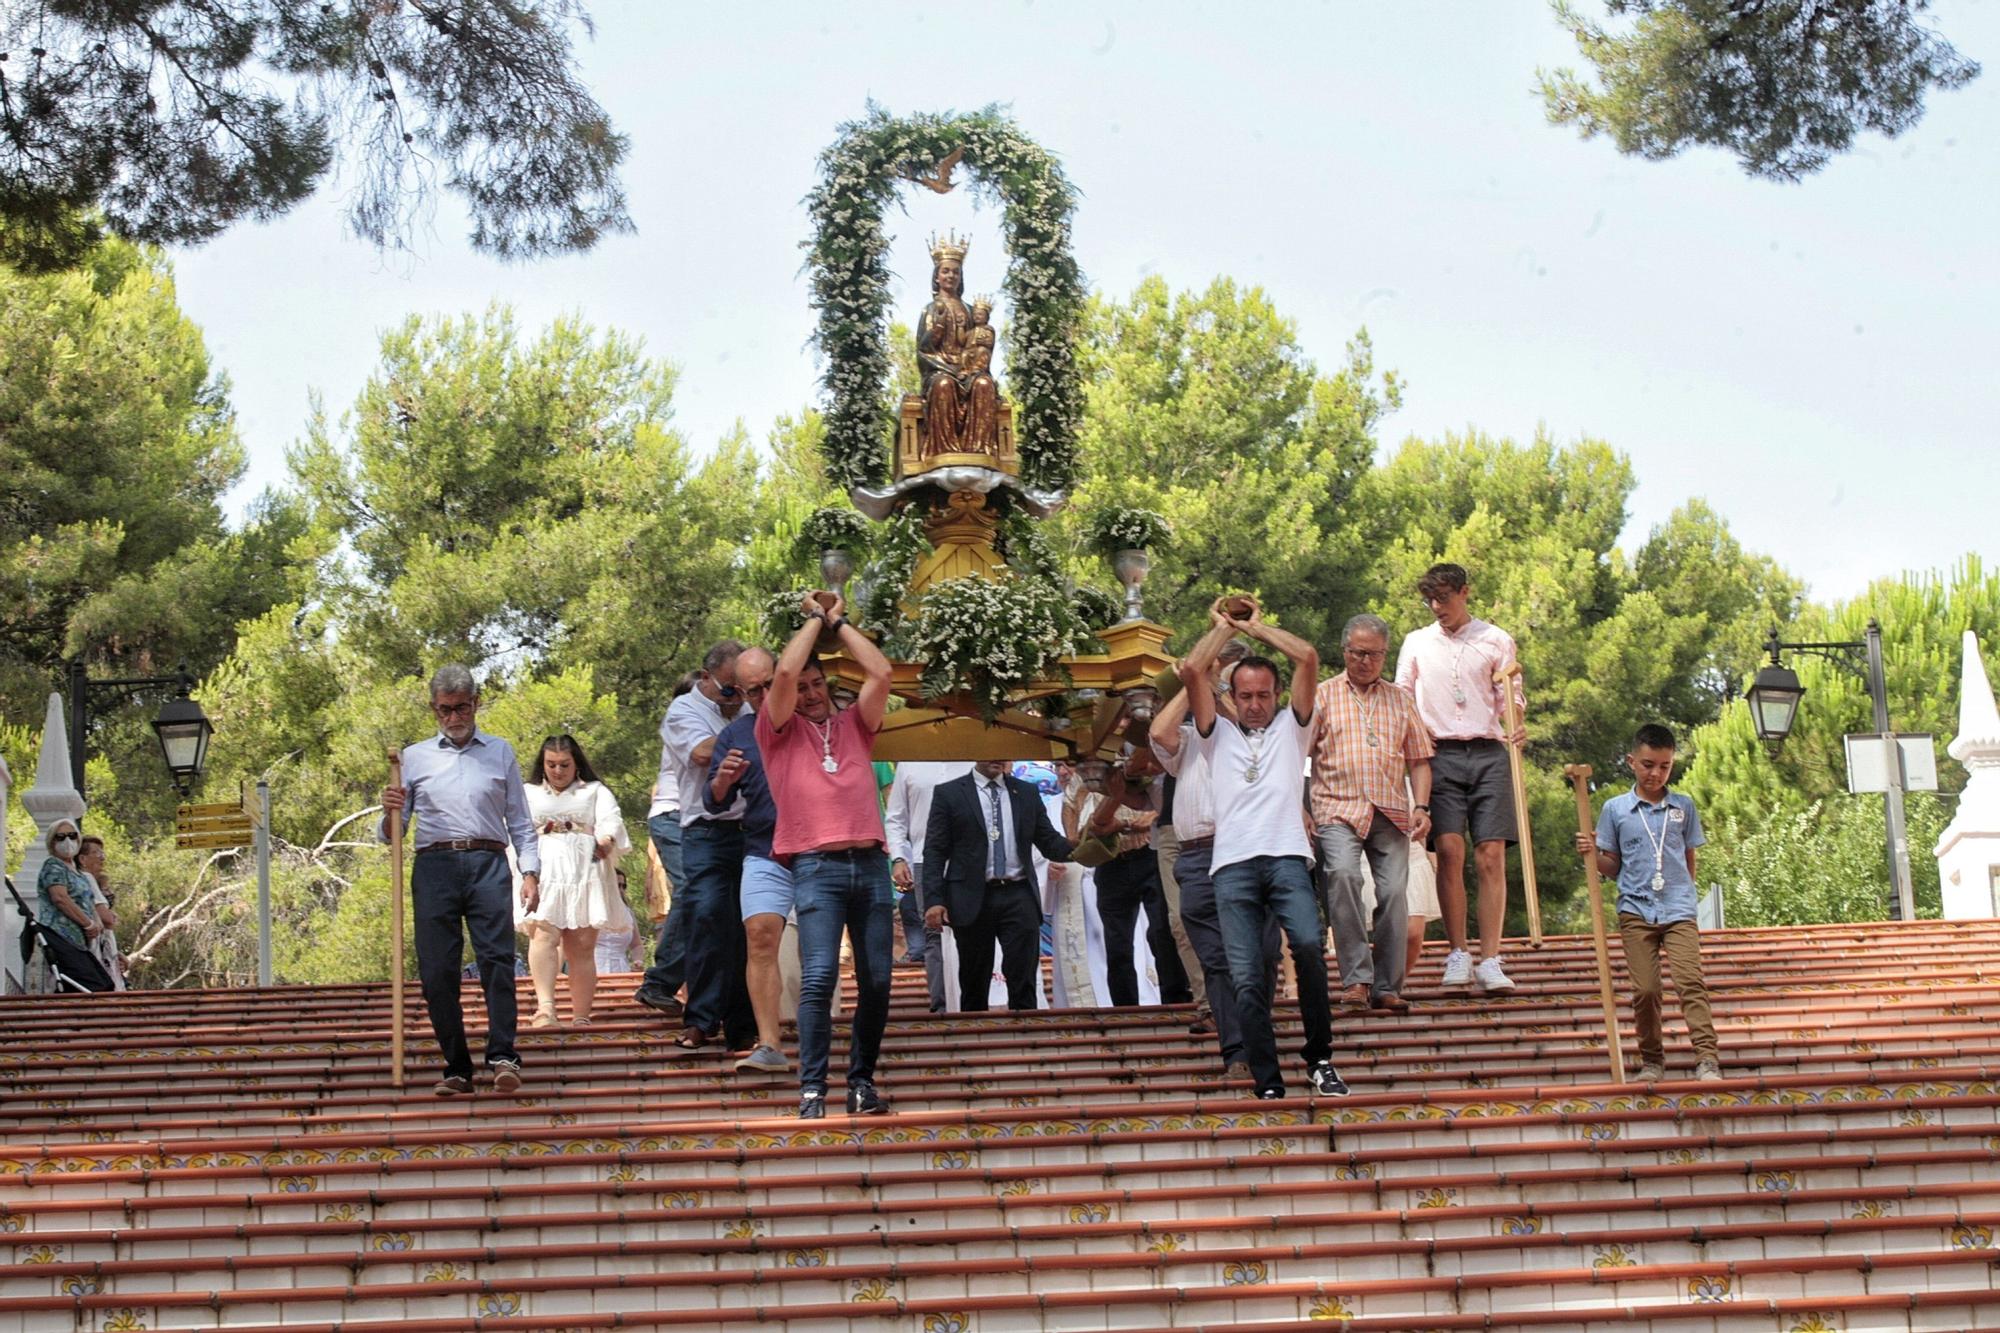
left=955, top=877, right=1043, bottom=1011
left=1095, top=849, right=1194, bottom=1007
left=412, top=848, right=518, bottom=1079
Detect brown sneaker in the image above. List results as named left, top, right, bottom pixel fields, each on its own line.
left=1339, top=982, right=1370, bottom=1008
left=1224, top=1061, right=1252, bottom=1083
left=489, top=1059, right=523, bottom=1094
left=433, top=1075, right=474, bottom=1097
left=1373, top=992, right=1409, bottom=1012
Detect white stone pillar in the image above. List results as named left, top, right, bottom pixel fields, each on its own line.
left=1937, top=631, right=2000, bottom=920
left=4, top=694, right=88, bottom=993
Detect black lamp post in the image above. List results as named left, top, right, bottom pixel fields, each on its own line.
left=1744, top=619, right=1913, bottom=919
left=66, top=660, right=215, bottom=806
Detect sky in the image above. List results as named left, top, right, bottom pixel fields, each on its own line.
left=167, top=2, right=1999, bottom=604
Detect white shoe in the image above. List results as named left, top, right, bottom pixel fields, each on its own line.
left=1439, top=950, right=1473, bottom=988
left=1472, top=957, right=1516, bottom=993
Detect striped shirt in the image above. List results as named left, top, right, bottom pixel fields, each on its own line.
left=1308, top=673, right=1435, bottom=835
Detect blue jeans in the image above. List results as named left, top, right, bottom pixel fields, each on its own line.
left=640, top=813, right=688, bottom=995
left=678, top=819, right=755, bottom=1045
left=1211, top=854, right=1334, bottom=1091
left=411, top=849, right=518, bottom=1079
left=792, top=848, right=894, bottom=1094
left=1176, top=842, right=1279, bottom=1068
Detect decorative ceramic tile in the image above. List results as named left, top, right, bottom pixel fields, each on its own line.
left=920, top=1313, right=970, bottom=1332
left=1591, top=1243, right=1639, bottom=1270
left=1949, top=1222, right=1994, bottom=1250
left=1309, top=1294, right=1355, bottom=1319
left=1686, top=1273, right=1733, bottom=1303
left=1222, top=1258, right=1270, bottom=1285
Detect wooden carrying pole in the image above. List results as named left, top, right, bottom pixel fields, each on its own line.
left=1494, top=662, right=1543, bottom=946
left=1565, top=764, right=1626, bottom=1084
left=386, top=748, right=407, bottom=1090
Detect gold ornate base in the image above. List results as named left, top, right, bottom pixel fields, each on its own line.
left=820, top=618, right=1175, bottom=762
left=906, top=491, right=1005, bottom=603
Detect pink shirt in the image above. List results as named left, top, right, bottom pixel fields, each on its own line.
left=1393, top=617, right=1524, bottom=742
left=756, top=706, right=887, bottom=857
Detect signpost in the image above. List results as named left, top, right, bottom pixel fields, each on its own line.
left=173, top=785, right=275, bottom=985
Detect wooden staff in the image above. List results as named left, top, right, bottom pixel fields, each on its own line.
left=1493, top=661, right=1543, bottom=947
left=1565, top=764, right=1626, bottom=1084
left=386, top=747, right=407, bottom=1090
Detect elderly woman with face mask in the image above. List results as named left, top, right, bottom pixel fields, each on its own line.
left=38, top=821, right=115, bottom=956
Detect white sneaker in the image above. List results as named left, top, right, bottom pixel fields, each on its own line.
left=1472, top=957, right=1516, bottom=993
left=1439, top=950, right=1473, bottom=988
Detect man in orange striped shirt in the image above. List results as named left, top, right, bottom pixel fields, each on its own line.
left=1310, top=614, right=1435, bottom=1011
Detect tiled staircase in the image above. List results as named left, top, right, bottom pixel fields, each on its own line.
left=4, top=920, right=2000, bottom=1332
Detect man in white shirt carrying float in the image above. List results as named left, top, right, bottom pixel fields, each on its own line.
left=1181, top=595, right=1349, bottom=1101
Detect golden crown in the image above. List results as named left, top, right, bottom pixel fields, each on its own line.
left=928, top=229, right=970, bottom=263
left=969, top=293, right=994, bottom=314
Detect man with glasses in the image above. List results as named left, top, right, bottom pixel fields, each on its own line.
left=1310, top=614, right=1435, bottom=1012
left=380, top=665, right=541, bottom=1096
left=640, top=639, right=757, bottom=1055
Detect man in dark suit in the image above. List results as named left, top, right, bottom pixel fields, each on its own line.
left=923, top=759, right=1075, bottom=1011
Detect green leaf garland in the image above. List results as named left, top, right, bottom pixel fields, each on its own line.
left=804, top=104, right=1085, bottom=495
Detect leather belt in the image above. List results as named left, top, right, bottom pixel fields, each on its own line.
left=1177, top=835, right=1215, bottom=851
left=985, top=875, right=1031, bottom=889
left=416, top=838, right=507, bottom=856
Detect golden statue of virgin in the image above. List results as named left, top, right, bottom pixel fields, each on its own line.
left=915, top=232, right=1003, bottom=459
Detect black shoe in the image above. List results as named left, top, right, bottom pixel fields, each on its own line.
left=846, top=1078, right=889, bottom=1115
left=1255, top=1085, right=1286, bottom=1101
left=799, top=1089, right=826, bottom=1120
left=1308, top=1061, right=1350, bottom=1097
left=633, top=985, right=683, bottom=1017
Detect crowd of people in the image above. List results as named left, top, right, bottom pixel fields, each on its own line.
left=380, top=561, right=1724, bottom=1111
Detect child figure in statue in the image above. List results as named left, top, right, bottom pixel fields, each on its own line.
left=961, top=297, right=1001, bottom=455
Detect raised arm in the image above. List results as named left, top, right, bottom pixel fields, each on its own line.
left=834, top=607, right=894, bottom=733
left=764, top=597, right=826, bottom=732
left=1149, top=670, right=1193, bottom=759
left=1180, top=600, right=1241, bottom=737
left=1239, top=605, right=1320, bottom=725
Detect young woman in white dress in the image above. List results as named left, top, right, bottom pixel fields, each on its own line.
left=517, top=735, right=629, bottom=1027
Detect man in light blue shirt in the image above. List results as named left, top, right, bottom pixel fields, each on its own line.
left=1578, top=723, right=1721, bottom=1083
left=381, top=665, right=540, bottom=1096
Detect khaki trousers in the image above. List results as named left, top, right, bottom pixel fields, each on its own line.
left=1154, top=825, right=1207, bottom=1009
left=1617, top=914, right=1718, bottom=1064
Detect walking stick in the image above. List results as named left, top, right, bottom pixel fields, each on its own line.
left=1494, top=662, right=1543, bottom=947
left=1564, top=764, right=1626, bottom=1084
left=386, top=748, right=407, bottom=1090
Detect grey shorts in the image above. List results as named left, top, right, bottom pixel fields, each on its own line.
left=1428, top=739, right=1516, bottom=848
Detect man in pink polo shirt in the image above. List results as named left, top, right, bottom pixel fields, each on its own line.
left=758, top=591, right=896, bottom=1119
left=1394, top=563, right=1527, bottom=994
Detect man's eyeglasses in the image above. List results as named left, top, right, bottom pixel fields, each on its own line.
left=742, top=681, right=771, bottom=698
left=432, top=701, right=476, bottom=717
left=1343, top=648, right=1387, bottom=662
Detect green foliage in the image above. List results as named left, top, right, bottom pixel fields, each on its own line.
left=0, top=3, right=629, bottom=270
left=1066, top=277, right=1400, bottom=650
left=1703, top=793, right=1948, bottom=926
left=0, top=234, right=301, bottom=844
left=1681, top=559, right=2000, bottom=831
left=1540, top=0, right=1979, bottom=180
left=805, top=104, right=1085, bottom=492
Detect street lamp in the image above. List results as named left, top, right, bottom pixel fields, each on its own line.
left=66, top=660, right=215, bottom=806
left=1745, top=619, right=1914, bottom=919
left=149, top=692, right=215, bottom=795
left=1745, top=655, right=1806, bottom=742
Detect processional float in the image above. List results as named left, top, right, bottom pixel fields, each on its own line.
left=796, top=108, right=1173, bottom=762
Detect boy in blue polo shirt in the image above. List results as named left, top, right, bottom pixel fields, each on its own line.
left=1575, top=723, right=1722, bottom=1083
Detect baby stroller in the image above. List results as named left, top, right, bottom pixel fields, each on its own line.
left=6, top=874, right=115, bottom=993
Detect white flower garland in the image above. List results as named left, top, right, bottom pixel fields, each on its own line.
left=804, top=105, right=1085, bottom=495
